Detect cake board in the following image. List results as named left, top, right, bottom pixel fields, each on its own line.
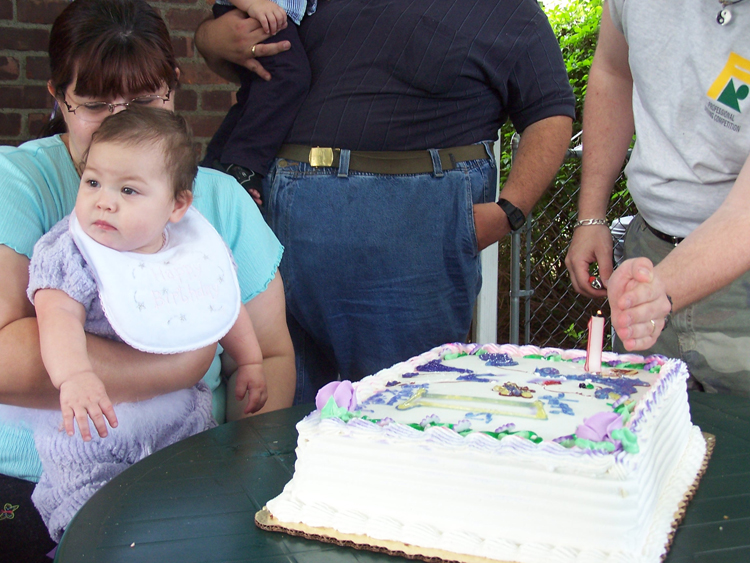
left=255, top=432, right=715, bottom=563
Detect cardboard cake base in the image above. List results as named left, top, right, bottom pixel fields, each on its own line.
left=256, top=432, right=715, bottom=563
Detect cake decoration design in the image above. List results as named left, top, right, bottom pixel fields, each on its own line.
left=493, top=382, right=535, bottom=398
left=396, top=387, right=547, bottom=420
left=262, top=342, right=708, bottom=563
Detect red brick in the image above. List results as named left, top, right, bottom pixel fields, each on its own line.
left=165, top=8, right=210, bottom=33
left=29, top=112, right=52, bottom=138
left=0, top=113, right=21, bottom=136
left=0, top=0, right=12, bottom=20
left=185, top=114, right=224, bottom=138
left=179, top=61, right=230, bottom=86
left=201, top=90, right=233, bottom=111
left=175, top=88, right=198, bottom=111
left=0, top=86, right=52, bottom=109
left=18, top=0, right=68, bottom=25
left=0, top=56, right=19, bottom=80
left=26, top=56, right=50, bottom=80
left=0, top=28, right=50, bottom=51
left=172, top=36, right=190, bottom=59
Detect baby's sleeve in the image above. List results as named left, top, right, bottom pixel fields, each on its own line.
left=27, top=217, right=98, bottom=310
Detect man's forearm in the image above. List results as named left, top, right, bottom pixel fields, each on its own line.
left=577, top=3, right=634, bottom=219
left=500, top=115, right=573, bottom=213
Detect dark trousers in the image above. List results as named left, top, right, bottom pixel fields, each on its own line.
left=0, top=474, right=56, bottom=563
left=202, top=5, right=311, bottom=176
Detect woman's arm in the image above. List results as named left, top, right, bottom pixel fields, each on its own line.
left=0, top=244, right=216, bottom=408
left=225, top=272, right=295, bottom=420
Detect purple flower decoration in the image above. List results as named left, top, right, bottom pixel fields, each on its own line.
left=420, top=414, right=440, bottom=428
left=575, top=411, right=623, bottom=442
left=315, top=380, right=358, bottom=411
left=494, top=423, right=516, bottom=433
left=454, top=419, right=471, bottom=433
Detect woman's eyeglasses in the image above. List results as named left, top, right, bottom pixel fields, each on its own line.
left=62, top=90, right=172, bottom=123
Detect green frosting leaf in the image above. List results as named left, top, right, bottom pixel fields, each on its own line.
left=573, top=437, right=616, bottom=452
left=443, top=352, right=468, bottom=360
left=611, top=428, right=639, bottom=453
left=320, top=396, right=359, bottom=422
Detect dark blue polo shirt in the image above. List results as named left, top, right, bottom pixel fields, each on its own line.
left=286, top=0, right=575, bottom=150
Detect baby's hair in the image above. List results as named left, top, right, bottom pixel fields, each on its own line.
left=80, top=106, right=197, bottom=198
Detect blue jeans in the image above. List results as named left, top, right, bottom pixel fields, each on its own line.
left=264, top=145, right=496, bottom=404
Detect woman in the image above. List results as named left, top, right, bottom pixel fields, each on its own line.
left=0, top=0, right=294, bottom=559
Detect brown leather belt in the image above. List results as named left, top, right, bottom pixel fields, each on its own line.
left=643, top=220, right=684, bottom=246
left=276, top=143, right=492, bottom=175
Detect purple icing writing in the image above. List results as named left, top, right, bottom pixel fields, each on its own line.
left=541, top=393, right=576, bottom=416
left=482, top=353, right=519, bottom=367
left=416, top=360, right=474, bottom=373
left=456, top=373, right=495, bottom=382
left=465, top=412, right=494, bottom=424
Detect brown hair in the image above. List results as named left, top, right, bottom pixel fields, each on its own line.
left=42, top=0, right=178, bottom=137
left=80, top=106, right=197, bottom=199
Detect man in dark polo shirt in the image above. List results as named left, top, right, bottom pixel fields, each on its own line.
left=196, top=0, right=574, bottom=403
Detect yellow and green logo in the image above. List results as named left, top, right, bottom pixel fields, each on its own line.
left=708, top=53, right=750, bottom=112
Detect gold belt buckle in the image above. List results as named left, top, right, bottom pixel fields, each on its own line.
left=309, top=147, right=334, bottom=167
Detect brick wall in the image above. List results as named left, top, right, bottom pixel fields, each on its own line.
left=0, top=0, right=233, bottom=156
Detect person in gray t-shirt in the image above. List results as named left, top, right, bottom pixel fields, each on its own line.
left=566, top=0, right=750, bottom=397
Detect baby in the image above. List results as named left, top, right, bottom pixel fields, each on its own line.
left=30, top=106, right=268, bottom=442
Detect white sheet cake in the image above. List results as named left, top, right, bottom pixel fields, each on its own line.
left=261, top=343, right=708, bottom=563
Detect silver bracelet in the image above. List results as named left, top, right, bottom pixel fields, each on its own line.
left=573, top=218, right=609, bottom=228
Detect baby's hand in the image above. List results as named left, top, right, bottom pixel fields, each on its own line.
left=59, top=371, right=118, bottom=441
left=245, top=0, right=288, bottom=34
left=235, top=363, right=268, bottom=414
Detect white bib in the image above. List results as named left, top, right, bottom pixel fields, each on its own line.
left=69, top=208, right=241, bottom=354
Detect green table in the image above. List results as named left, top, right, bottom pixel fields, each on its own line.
left=55, top=392, right=750, bottom=563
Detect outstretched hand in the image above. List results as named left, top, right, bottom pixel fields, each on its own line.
left=608, top=257, right=672, bottom=351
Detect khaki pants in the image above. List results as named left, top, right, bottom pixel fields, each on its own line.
left=614, top=214, right=750, bottom=397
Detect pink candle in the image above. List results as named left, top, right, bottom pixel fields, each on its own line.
left=584, top=310, right=604, bottom=373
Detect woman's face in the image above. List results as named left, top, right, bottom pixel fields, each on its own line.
left=49, top=78, right=176, bottom=167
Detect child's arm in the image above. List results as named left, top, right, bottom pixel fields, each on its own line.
left=231, top=0, right=288, bottom=35
left=34, top=289, right=118, bottom=441
left=220, top=307, right=267, bottom=415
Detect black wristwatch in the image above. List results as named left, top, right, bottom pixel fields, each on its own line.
left=497, top=198, right=526, bottom=231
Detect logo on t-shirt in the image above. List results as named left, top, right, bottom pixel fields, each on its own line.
left=705, top=53, right=750, bottom=132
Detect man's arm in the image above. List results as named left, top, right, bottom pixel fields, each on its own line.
left=610, top=152, right=750, bottom=349
left=0, top=244, right=215, bottom=408
left=564, top=2, right=634, bottom=299
left=194, top=8, right=292, bottom=83
left=473, top=115, right=573, bottom=250
left=225, top=272, right=295, bottom=420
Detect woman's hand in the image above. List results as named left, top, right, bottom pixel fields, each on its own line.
left=608, top=257, right=672, bottom=351
left=195, top=9, right=292, bottom=82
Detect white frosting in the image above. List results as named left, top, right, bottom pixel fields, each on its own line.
left=266, top=343, right=707, bottom=563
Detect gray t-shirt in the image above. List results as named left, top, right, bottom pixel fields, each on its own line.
left=610, top=0, right=750, bottom=237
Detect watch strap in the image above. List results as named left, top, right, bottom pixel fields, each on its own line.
left=496, top=198, right=526, bottom=231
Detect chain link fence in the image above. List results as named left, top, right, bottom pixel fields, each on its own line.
left=496, top=132, right=635, bottom=351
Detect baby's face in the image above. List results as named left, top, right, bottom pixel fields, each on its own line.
left=74, top=140, right=181, bottom=254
